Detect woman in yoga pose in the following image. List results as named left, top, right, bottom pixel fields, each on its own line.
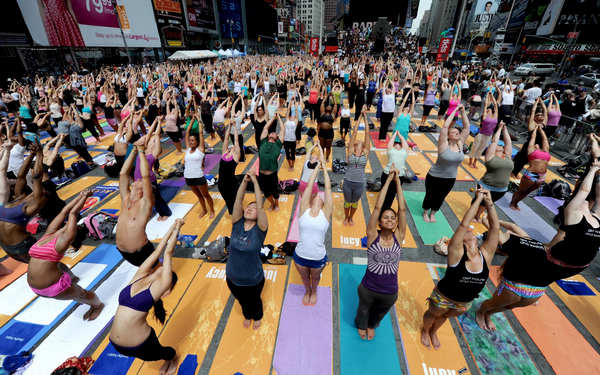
left=184, top=113, right=214, bottom=219
left=294, top=145, right=332, bottom=305
left=218, top=124, right=241, bottom=215
left=468, top=92, right=498, bottom=168
left=381, top=130, right=409, bottom=211
left=421, top=189, right=499, bottom=348
left=110, top=219, right=183, bottom=375
left=342, top=109, right=370, bottom=226
left=27, top=190, right=104, bottom=320
left=476, top=161, right=600, bottom=331
left=227, top=172, right=268, bottom=329
left=356, top=167, right=406, bottom=340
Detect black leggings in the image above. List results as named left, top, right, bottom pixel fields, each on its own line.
left=226, top=277, right=265, bottom=320
left=512, top=145, right=529, bottom=176
left=283, top=141, right=296, bottom=161
left=111, top=328, right=175, bottom=362
left=380, top=171, right=403, bottom=211
left=152, top=181, right=172, bottom=218
left=218, top=178, right=239, bottom=215
left=229, top=134, right=245, bottom=162
left=379, top=112, right=394, bottom=140
left=366, top=91, right=375, bottom=107
left=71, top=145, right=94, bottom=164
left=355, top=283, right=397, bottom=330
left=354, top=102, right=364, bottom=121
left=117, top=241, right=156, bottom=267
left=422, top=173, right=456, bottom=211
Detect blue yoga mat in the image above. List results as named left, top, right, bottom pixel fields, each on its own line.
left=556, top=280, right=596, bottom=296
left=338, top=264, right=402, bottom=375
left=0, top=244, right=122, bottom=355
left=88, top=342, right=136, bottom=375
left=495, top=193, right=557, bottom=242
left=177, top=354, right=199, bottom=374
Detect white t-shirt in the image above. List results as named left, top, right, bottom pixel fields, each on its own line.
left=184, top=148, right=205, bottom=179
left=382, top=93, right=396, bottom=113
left=498, top=68, right=506, bottom=78
left=501, top=89, right=514, bottom=106
left=524, top=87, right=541, bottom=104
left=136, top=87, right=144, bottom=97
left=284, top=120, right=297, bottom=142
left=461, top=80, right=469, bottom=89
left=341, top=107, right=351, bottom=117
left=8, top=144, right=26, bottom=175
left=295, top=210, right=329, bottom=260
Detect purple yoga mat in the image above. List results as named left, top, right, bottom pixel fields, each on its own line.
left=203, top=153, right=221, bottom=175
left=273, top=284, right=332, bottom=375
left=534, top=196, right=564, bottom=216
left=496, top=192, right=557, bottom=242
left=160, top=177, right=185, bottom=187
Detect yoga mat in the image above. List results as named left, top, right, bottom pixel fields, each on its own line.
left=178, top=191, right=225, bottom=244
left=370, top=131, right=389, bottom=149
left=555, top=279, right=595, bottom=296
left=534, top=196, right=563, bottom=216
left=207, top=194, right=255, bottom=242
left=0, top=244, right=121, bottom=355
left=338, top=264, right=402, bottom=375
left=272, top=284, right=333, bottom=375
left=286, top=199, right=302, bottom=243
left=462, top=159, right=485, bottom=180
left=427, top=153, right=473, bottom=181
left=549, top=155, right=566, bottom=167
left=278, top=155, right=305, bottom=181
left=446, top=192, right=487, bottom=236
left=156, top=184, right=182, bottom=205
left=551, top=275, right=600, bottom=344
left=236, top=154, right=257, bottom=174
left=331, top=192, right=366, bottom=250
left=159, top=151, right=185, bottom=169
left=81, top=185, right=120, bottom=214
left=23, top=261, right=138, bottom=375
left=161, top=177, right=186, bottom=188
left=57, top=176, right=104, bottom=200
left=64, top=151, right=102, bottom=168
left=98, top=194, right=122, bottom=215
left=365, top=191, right=417, bottom=248
left=434, top=266, right=540, bottom=375
left=406, top=151, right=432, bottom=179
left=146, top=203, right=195, bottom=241
left=264, top=193, right=295, bottom=246
left=409, top=133, right=437, bottom=151
left=209, top=264, right=287, bottom=375
left=203, top=153, right=221, bottom=175
left=403, top=191, right=454, bottom=245
left=90, top=258, right=203, bottom=375
left=496, top=193, right=557, bottom=242
left=0, top=246, right=95, bottom=328
left=395, top=262, right=468, bottom=374
left=488, top=266, right=600, bottom=374
left=0, top=258, right=27, bottom=292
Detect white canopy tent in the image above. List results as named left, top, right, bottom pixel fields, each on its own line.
left=167, top=50, right=218, bottom=60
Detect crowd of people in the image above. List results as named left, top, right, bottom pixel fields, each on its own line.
left=0, top=39, right=599, bottom=372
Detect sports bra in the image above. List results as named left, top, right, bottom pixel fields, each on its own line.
left=528, top=149, right=550, bottom=162
left=29, top=236, right=62, bottom=262
left=0, top=202, right=29, bottom=226
left=118, top=278, right=155, bottom=312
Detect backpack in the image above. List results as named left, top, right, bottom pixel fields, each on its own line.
left=205, top=236, right=229, bottom=262
left=278, top=179, right=299, bottom=193
left=541, top=179, right=572, bottom=200
left=70, top=161, right=91, bottom=178
left=83, top=212, right=117, bottom=240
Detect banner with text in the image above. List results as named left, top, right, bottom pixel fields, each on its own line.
left=436, top=37, right=453, bottom=62
left=310, top=37, right=320, bottom=56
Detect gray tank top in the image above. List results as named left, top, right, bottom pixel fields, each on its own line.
left=429, top=148, right=464, bottom=179
left=345, top=154, right=367, bottom=183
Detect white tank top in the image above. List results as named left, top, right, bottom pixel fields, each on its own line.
left=296, top=210, right=329, bottom=260
left=284, top=120, right=297, bottom=142
left=184, top=148, right=205, bottom=178
left=382, top=93, right=396, bottom=113
left=341, top=107, right=351, bottom=117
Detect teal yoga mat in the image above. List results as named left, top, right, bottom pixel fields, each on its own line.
left=403, top=191, right=454, bottom=245
left=338, top=264, right=403, bottom=375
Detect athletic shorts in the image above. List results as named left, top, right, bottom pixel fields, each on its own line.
left=111, top=328, right=176, bottom=362
left=318, top=128, right=334, bottom=140
left=497, top=278, right=547, bottom=299
left=258, top=172, right=279, bottom=199
left=342, top=179, right=365, bottom=203
left=293, top=251, right=327, bottom=269
left=117, top=241, right=156, bottom=267
left=427, top=288, right=472, bottom=313
left=166, top=130, right=182, bottom=143
left=185, top=177, right=207, bottom=186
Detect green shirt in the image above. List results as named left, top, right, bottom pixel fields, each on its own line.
left=259, top=138, right=282, bottom=172
left=185, top=116, right=199, bottom=134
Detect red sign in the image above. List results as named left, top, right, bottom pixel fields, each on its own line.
left=567, top=32, right=579, bottom=39
left=310, top=37, right=320, bottom=56
left=324, top=45, right=338, bottom=53
left=436, top=37, right=453, bottom=62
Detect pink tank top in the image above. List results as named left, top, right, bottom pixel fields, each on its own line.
left=547, top=110, right=561, bottom=126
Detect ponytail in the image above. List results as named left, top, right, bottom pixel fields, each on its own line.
left=152, top=271, right=178, bottom=325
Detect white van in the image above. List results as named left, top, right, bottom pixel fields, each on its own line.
left=514, top=63, right=555, bottom=76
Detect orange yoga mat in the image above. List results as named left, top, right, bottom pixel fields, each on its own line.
left=178, top=191, right=226, bottom=244
left=64, top=151, right=102, bottom=169
left=209, top=264, right=287, bottom=375
left=0, top=258, right=27, bottom=291
left=278, top=155, right=305, bottom=181
left=365, top=191, right=417, bottom=248
left=550, top=275, right=600, bottom=346
left=409, top=133, right=437, bottom=151
left=57, top=176, right=104, bottom=200
left=446, top=192, right=487, bottom=236
left=407, top=151, right=432, bottom=179
left=461, top=159, right=485, bottom=180
left=331, top=192, right=366, bottom=250
left=288, top=260, right=333, bottom=288
left=488, top=266, right=600, bottom=374
left=395, top=262, right=469, bottom=374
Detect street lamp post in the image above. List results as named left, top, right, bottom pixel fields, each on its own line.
left=228, top=19, right=234, bottom=49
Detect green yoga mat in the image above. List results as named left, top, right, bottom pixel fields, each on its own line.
left=403, top=191, right=454, bottom=245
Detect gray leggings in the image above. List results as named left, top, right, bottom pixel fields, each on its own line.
left=355, top=284, right=398, bottom=329
left=343, top=179, right=365, bottom=203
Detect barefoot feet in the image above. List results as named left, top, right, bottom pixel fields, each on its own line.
left=243, top=319, right=251, bottom=328
left=253, top=319, right=261, bottom=330
left=159, top=355, right=179, bottom=375
left=367, top=328, right=375, bottom=340
left=421, top=328, right=431, bottom=347
left=357, top=328, right=367, bottom=340
left=302, top=292, right=310, bottom=306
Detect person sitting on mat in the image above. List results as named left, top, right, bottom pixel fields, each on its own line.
left=422, top=106, right=470, bottom=223
left=509, top=123, right=549, bottom=211
left=258, top=113, right=284, bottom=212
left=27, top=190, right=104, bottom=320
left=476, top=161, right=600, bottom=331
left=116, top=145, right=157, bottom=266
left=110, top=219, right=183, bottom=375
left=356, top=167, right=406, bottom=341
left=227, top=172, right=268, bottom=330
left=0, top=138, right=48, bottom=263
left=342, top=109, right=370, bottom=226
left=421, top=189, right=499, bottom=348
left=294, top=144, right=332, bottom=306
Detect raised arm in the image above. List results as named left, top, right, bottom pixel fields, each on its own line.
left=320, top=146, right=333, bottom=220
left=459, top=105, right=470, bottom=142
left=367, top=170, right=395, bottom=244
left=119, top=147, right=137, bottom=202
left=438, top=106, right=458, bottom=153
left=299, top=160, right=320, bottom=216
left=565, top=160, right=600, bottom=225
left=528, top=99, right=539, bottom=132
left=527, top=125, right=539, bottom=154
left=393, top=171, right=407, bottom=244
left=485, top=121, right=503, bottom=162
left=480, top=191, right=499, bottom=263
left=136, top=220, right=179, bottom=277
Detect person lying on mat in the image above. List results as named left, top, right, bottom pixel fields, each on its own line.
left=421, top=189, right=499, bottom=349
left=27, top=190, right=104, bottom=320
left=476, top=162, right=600, bottom=331
left=294, top=144, right=332, bottom=306
left=356, top=167, right=406, bottom=341
left=342, top=109, right=370, bottom=226
left=110, top=219, right=183, bottom=375
left=0, top=137, right=48, bottom=263
left=227, top=172, right=268, bottom=330
left=116, top=145, right=157, bottom=267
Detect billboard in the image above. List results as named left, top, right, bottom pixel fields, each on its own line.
left=553, top=0, right=599, bottom=41
left=185, top=0, right=217, bottom=32
left=17, top=0, right=161, bottom=47
left=469, top=0, right=500, bottom=32
left=310, top=37, right=320, bottom=56
left=154, top=0, right=183, bottom=19
left=436, top=37, right=453, bottom=62
left=219, top=0, right=244, bottom=39
left=535, top=0, right=564, bottom=35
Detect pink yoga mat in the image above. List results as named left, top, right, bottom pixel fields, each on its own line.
left=286, top=200, right=302, bottom=243
left=272, top=284, right=332, bottom=375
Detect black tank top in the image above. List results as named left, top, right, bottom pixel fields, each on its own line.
left=218, top=157, right=237, bottom=186
left=436, top=250, right=489, bottom=302
left=551, top=215, right=600, bottom=267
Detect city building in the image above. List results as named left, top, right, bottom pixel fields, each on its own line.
left=324, top=0, right=337, bottom=31
left=417, top=9, right=431, bottom=40
left=297, top=0, right=325, bottom=37
left=426, top=0, right=459, bottom=47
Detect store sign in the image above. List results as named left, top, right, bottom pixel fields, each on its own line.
left=436, top=37, right=453, bottom=62
left=469, top=0, right=499, bottom=31
left=17, top=0, right=161, bottom=47
left=278, top=22, right=284, bottom=35
left=310, top=37, right=319, bottom=56
left=153, top=0, right=182, bottom=18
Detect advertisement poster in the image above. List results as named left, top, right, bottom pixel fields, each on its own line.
left=153, top=0, right=183, bottom=19
left=535, top=0, right=564, bottom=35
left=310, top=37, right=320, bottom=56
left=186, top=0, right=216, bottom=31
left=436, top=37, right=453, bottom=62
left=218, top=0, right=243, bottom=39
left=470, top=0, right=500, bottom=32
left=17, top=0, right=161, bottom=47
left=553, top=0, right=599, bottom=41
